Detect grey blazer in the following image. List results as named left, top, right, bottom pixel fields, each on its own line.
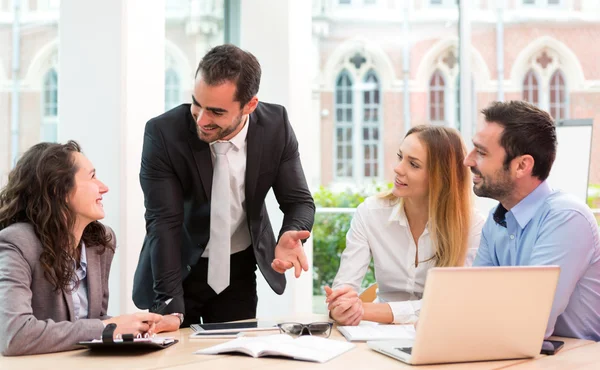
left=0, top=222, right=115, bottom=356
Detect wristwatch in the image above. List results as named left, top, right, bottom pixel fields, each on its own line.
left=170, top=312, right=184, bottom=325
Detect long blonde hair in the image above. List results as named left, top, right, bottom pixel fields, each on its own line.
left=381, top=125, right=472, bottom=267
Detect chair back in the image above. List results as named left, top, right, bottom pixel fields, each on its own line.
left=359, top=283, right=378, bottom=303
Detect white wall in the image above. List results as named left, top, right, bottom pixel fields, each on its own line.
left=240, top=0, right=315, bottom=318
left=59, top=0, right=165, bottom=315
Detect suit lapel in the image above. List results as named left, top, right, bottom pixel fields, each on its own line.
left=62, top=287, right=75, bottom=321
left=245, top=114, right=263, bottom=204
left=188, top=132, right=213, bottom=200
left=86, top=247, right=102, bottom=318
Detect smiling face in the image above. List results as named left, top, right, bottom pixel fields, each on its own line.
left=464, top=121, right=515, bottom=201
left=67, top=152, right=109, bottom=225
left=190, top=75, right=257, bottom=143
left=392, top=133, right=429, bottom=200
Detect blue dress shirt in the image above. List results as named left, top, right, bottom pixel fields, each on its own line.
left=474, top=181, right=600, bottom=340
left=70, top=244, right=89, bottom=320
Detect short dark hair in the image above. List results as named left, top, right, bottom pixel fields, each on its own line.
left=482, top=100, right=557, bottom=181
left=195, top=44, right=261, bottom=107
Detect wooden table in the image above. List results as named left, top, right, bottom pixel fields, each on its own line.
left=503, top=342, right=600, bottom=370
left=168, top=328, right=594, bottom=370
left=0, top=315, right=596, bottom=370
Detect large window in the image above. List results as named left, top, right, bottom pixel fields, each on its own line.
left=549, top=69, right=567, bottom=121
left=429, top=70, right=446, bottom=125
left=164, top=0, right=226, bottom=114
left=333, top=68, right=383, bottom=182
left=42, top=68, right=58, bottom=142
left=522, top=70, right=540, bottom=107
left=164, top=68, right=181, bottom=111
left=334, top=70, right=354, bottom=179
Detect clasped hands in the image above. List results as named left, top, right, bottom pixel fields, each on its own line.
left=324, top=285, right=364, bottom=326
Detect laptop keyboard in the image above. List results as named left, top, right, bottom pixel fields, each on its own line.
left=395, top=347, right=412, bottom=355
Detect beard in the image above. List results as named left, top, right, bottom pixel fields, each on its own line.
left=471, top=166, right=514, bottom=200
left=197, top=112, right=245, bottom=143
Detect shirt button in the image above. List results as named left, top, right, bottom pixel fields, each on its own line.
left=510, top=235, right=515, bottom=240
left=186, top=265, right=191, bottom=271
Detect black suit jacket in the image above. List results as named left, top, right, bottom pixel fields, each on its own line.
left=132, top=102, right=315, bottom=314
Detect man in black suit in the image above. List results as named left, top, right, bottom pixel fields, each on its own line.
left=132, top=44, right=315, bottom=331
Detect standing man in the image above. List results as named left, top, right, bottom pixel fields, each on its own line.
left=133, top=44, right=315, bottom=331
left=464, top=100, right=600, bottom=340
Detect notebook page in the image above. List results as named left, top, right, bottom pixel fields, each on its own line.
left=195, top=334, right=294, bottom=357
left=338, top=324, right=416, bottom=341
left=266, top=336, right=355, bottom=363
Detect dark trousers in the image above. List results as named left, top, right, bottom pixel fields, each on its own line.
left=181, top=246, right=258, bottom=327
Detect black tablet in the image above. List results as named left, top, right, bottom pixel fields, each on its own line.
left=190, top=321, right=278, bottom=333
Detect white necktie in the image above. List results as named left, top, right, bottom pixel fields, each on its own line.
left=207, top=141, right=232, bottom=294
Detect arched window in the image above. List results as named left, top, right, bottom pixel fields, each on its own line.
left=522, top=69, right=539, bottom=106
left=549, top=69, right=567, bottom=121
left=362, top=70, right=381, bottom=178
left=334, top=70, right=353, bottom=179
left=42, top=68, right=58, bottom=142
left=429, top=70, right=445, bottom=124
left=165, top=68, right=181, bottom=111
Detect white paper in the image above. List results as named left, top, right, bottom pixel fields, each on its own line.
left=337, top=324, right=416, bottom=341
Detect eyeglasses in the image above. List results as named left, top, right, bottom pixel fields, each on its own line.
left=277, top=322, right=333, bottom=338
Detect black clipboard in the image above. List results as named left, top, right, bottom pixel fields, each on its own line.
left=77, top=323, right=178, bottom=351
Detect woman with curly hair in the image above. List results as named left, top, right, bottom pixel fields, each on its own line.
left=0, top=141, right=162, bottom=356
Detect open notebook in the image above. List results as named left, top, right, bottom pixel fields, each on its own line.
left=195, top=334, right=354, bottom=363
left=337, top=322, right=416, bottom=342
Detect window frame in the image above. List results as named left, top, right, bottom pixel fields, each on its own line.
left=333, top=68, right=384, bottom=184
left=334, top=69, right=355, bottom=181
left=164, top=67, right=182, bottom=111
left=41, top=68, right=58, bottom=142
left=549, top=69, right=568, bottom=121
left=428, top=69, right=447, bottom=126
left=522, top=69, right=540, bottom=107
left=361, top=69, right=383, bottom=180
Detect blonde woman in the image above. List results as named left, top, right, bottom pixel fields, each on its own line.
left=325, top=125, right=485, bottom=326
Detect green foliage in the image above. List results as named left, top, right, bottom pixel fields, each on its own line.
left=312, top=183, right=391, bottom=295
left=587, top=184, right=600, bottom=208
left=588, top=184, right=600, bottom=225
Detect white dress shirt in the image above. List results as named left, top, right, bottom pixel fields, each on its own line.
left=202, top=115, right=252, bottom=257
left=332, top=195, right=485, bottom=324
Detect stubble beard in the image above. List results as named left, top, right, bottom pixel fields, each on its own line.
left=472, top=168, right=514, bottom=201
left=197, top=112, right=244, bottom=143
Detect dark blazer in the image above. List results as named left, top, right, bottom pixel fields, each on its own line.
left=0, top=223, right=114, bottom=356
left=132, top=102, right=315, bottom=314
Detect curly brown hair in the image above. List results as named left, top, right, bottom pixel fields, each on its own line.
left=0, top=141, right=113, bottom=292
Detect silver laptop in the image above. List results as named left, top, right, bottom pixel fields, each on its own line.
left=368, top=266, right=560, bottom=365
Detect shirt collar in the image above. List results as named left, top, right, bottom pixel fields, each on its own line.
left=80, top=242, right=87, bottom=269
left=493, top=203, right=508, bottom=228
left=388, top=199, right=431, bottom=236
left=210, top=114, right=250, bottom=152
left=71, top=242, right=88, bottom=284
left=388, top=199, right=407, bottom=226
left=509, top=181, right=553, bottom=229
